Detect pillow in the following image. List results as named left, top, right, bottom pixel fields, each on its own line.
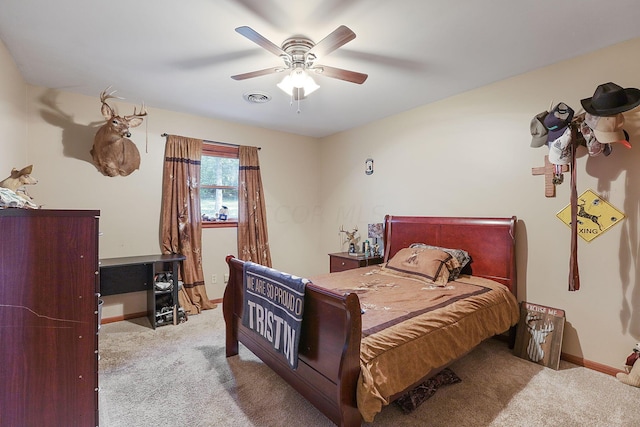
left=409, top=243, right=471, bottom=280
left=380, top=247, right=460, bottom=286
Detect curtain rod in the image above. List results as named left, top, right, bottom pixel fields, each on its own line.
left=161, top=133, right=260, bottom=150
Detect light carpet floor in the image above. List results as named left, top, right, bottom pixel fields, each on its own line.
left=98, top=307, right=640, bottom=427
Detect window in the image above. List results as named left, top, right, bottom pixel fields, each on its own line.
left=201, top=143, right=239, bottom=228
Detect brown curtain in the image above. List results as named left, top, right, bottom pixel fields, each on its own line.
left=161, top=134, right=216, bottom=314
left=238, top=145, right=272, bottom=267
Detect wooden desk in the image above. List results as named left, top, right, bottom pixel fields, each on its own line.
left=99, top=254, right=185, bottom=328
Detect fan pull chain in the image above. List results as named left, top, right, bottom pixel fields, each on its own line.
left=285, top=88, right=304, bottom=113
left=288, top=88, right=302, bottom=114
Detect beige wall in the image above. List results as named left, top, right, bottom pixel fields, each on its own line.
left=318, top=37, right=640, bottom=369
left=0, top=38, right=27, bottom=171
left=3, top=35, right=640, bottom=369
left=21, top=86, right=320, bottom=319
left=0, top=38, right=322, bottom=316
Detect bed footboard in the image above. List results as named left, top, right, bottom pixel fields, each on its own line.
left=223, top=256, right=363, bottom=427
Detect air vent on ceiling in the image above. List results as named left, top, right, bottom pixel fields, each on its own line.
left=243, top=91, right=272, bottom=104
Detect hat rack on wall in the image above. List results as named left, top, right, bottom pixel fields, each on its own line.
left=530, top=82, right=640, bottom=198
left=528, top=81, right=640, bottom=292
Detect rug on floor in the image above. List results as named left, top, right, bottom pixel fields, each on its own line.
left=395, top=368, right=462, bottom=414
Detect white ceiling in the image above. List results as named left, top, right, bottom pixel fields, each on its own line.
left=2, top=0, right=640, bottom=138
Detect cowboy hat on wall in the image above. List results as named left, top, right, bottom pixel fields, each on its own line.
left=581, top=82, right=640, bottom=116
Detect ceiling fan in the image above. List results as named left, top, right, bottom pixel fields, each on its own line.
left=231, top=25, right=368, bottom=100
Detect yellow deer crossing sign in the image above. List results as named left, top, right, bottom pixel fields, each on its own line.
left=556, top=189, right=625, bottom=242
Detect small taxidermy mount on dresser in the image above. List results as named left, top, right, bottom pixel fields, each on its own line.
left=0, top=209, right=100, bottom=426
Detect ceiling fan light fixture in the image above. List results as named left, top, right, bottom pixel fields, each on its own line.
left=302, top=75, right=319, bottom=95
left=232, top=26, right=367, bottom=111
left=290, top=67, right=307, bottom=88
left=277, top=68, right=319, bottom=97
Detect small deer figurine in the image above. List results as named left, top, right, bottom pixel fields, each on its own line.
left=339, top=225, right=359, bottom=253
left=0, top=165, right=38, bottom=200
left=91, top=87, right=147, bottom=177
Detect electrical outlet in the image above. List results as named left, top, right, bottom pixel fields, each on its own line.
left=211, top=274, right=217, bottom=284
left=224, top=273, right=229, bottom=283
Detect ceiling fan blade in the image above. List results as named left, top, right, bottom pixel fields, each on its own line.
left=235, top=26, right=288, bottom=57
left=308, top=25, right=356, bottom=58
left=312, top=65, right=368, bottom=84
left=231, top=67, right=284, bottom=80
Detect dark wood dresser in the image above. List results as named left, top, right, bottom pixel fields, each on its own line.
left=0, top=209, right=100, bottom=426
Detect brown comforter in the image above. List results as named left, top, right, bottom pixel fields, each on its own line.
left=309, top=266, right=520, bottom=422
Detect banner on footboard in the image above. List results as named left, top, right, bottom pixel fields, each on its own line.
left=241, top=262, right=308, bottom=369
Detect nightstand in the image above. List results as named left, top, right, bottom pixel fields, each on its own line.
left=329, top=252, right=384, bottom=273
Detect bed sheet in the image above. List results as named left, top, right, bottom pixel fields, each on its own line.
left=309, top=266, right=519, bottom=422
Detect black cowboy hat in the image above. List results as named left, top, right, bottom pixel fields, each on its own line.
left=581, top=82, right=640, bottom=116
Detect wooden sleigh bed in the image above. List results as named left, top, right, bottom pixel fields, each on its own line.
left=223, top=215, right=519, bottom=426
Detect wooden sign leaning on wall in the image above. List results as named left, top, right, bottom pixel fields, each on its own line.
left=513, top=302, right=565, bottom=370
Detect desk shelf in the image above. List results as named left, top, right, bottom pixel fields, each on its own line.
left=99, top=254, right=186, bottom=329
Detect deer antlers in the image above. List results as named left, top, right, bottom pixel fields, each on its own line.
left=100, top=86, right=147, bottom=121
left=99, top=86, right=123, bottom=103
left=339, top=225, right=359, bottom=245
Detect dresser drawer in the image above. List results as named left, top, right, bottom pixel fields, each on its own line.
left=330, top=256, right=362, bottom=272
left=329, top=252, right=384, bottom=273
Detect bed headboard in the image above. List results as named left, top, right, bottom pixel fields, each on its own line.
left=382, top=215, right=517, bottom=296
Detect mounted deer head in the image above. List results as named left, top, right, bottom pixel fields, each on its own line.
left=91, top=87, right=147, bottom=177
